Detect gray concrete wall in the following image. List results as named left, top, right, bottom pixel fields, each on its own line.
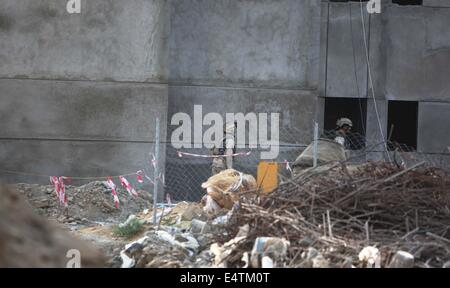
left=169, top=0, right=321, bottom=90
left=0, top=0, right=168, bottom=82
left=168, top=0, right=322, bottom=147
left=2, top=0, right=450, bottom=186
left=321, top=1, right=450, bottom=162
left=383, top=5, right=450, bottom=102
left=418, top=102, right=450, bottom=154
left=382, top=4, right=450, bottom=157
left=0, top=0, right=169, bottom=186
left=325, top=2, right=369, bottom=99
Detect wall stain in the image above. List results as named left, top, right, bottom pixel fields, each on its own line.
left=0, top=13, right=14, bottom=31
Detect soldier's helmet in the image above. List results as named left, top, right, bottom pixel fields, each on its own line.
left=336, top=118, right=353, bottom=128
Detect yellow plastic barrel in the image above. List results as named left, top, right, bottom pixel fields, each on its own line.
left=257, top=162, right=278, bottom=194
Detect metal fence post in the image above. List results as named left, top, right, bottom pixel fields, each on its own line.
left=313, top=122, right=319, bottom=168
left=152, top=117, right=160, bottom=225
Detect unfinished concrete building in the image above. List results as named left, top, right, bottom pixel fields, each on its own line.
left=1, top=0, right=449, bottom=190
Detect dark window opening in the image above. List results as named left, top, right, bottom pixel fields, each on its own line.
left=387, top=100, right=418, bottom=151
left=324, top=97, right=367, bottom=150
left=392, top=0, right=423, bottom=5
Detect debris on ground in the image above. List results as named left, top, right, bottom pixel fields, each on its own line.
left=200, top=169, right=257, bottom=216
left=118, top=228, right=210, bottom=268
left=250, top=237, right=290, bottom=268
left=0, top=185, right=105, bottom=268
left=219, top=162, right=450, bottom=268
left=292, top=138, right=346, bottom=176
left=388, top=251, right=415, bottom=268
left=10, top=162, right=450, bottom=268
left=12, top=181, right=151, bottom=223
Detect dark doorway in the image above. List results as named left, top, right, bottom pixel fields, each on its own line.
left=324, top=97, right=367, bottom=150
left=392, top=0, right=423, bottom=5
left=387, top=100, right=418, bottom=151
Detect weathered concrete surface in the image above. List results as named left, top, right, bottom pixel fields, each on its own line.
left=168, top=0, right=322, bottom=150
left=423, top=0, right=450, bottom=8
left=2, top=0, right=450, bottom=188
left=169, top=0, right=321, bottom=89
left=0, top=0, right=169, bottom=186
left=0, top=139, right=163, bottom=186
left=368, top=6, right=387, bottom=100
left=323, top=2, right=450, bottom=104
left=418, top=102, right=450, bottom=154
left=0, top=78, right=168, bottom=190
left=384, top=6, right=450, bottom=102
left=366, top=99, right=388, bottom=145
left=326, top=2, right=369, bottom=98
left=318, top=2, right=329, bottom=98
left=0, top=0, right=168, bottom=82
left=168, top=86, right=317, bottom=144
left=321, top=2, right=450, bottom=162
left=0, top=79, right=167, bottom=140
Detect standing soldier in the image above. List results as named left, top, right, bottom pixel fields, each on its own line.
left=211, top=122, right=237, bottom=175
left=324, top=118, right=353, bottom=148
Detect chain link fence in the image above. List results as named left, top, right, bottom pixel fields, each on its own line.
left=3, top=125, right=448, bottom=208
left=163, top=126, right=450, bottom=202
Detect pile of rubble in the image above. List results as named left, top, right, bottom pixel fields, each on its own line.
left=8, top=164, right=449, bottom=269
left=113, top=168, right=257, bottom=269
left=115, top=205, right=236, bottom=268
left=214, top=162, right=450, bottom=268
left=13, top=181, right=151, bottom=224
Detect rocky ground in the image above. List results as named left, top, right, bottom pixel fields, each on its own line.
left=9, top=181, right=223, bottom=268
left=0, top=185, right=105, bottom=268
left=13, top=181, right=151, bottom=223
left=4, top=162, right=449, bottom=268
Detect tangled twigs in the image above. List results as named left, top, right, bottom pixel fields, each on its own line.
left=224, top=162, right=450, bottom=268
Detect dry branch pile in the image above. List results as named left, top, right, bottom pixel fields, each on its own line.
left=224, top=162, right=450, bottom=268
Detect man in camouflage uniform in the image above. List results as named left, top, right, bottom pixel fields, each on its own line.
left=211, top=122, right=237, bottom=175
left=323, top=117, right=353, bottom=148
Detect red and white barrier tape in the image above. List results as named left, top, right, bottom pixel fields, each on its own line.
left=50, top=176, right=60, bottom=199
left=284, top=160, right=293, bottom=173
left=59, top=176, right=68, bottom=207
left=119, top=176, right=138, bottom=197
left=106, top=177, right=120, bottom=209
left=49, top=176, right=68, bottom=207
left=136, top=170, right=144, bottom=183
left=137, top=170, right=165, bottom=187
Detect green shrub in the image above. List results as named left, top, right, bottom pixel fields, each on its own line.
left=113, top=218, right=144, bottom=239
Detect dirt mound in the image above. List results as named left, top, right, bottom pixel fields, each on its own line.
left=13, top=181, right=152, bottom=223
left=0, top=185, right=105, bottom=268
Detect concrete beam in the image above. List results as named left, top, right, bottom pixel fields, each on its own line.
left=0, top=0, right=169, bottom=83
left=0, top=79, right=168, bottom=141
left=418, top=102, right=450, bottom=154
left=423, top=0, right=450, bottom=8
